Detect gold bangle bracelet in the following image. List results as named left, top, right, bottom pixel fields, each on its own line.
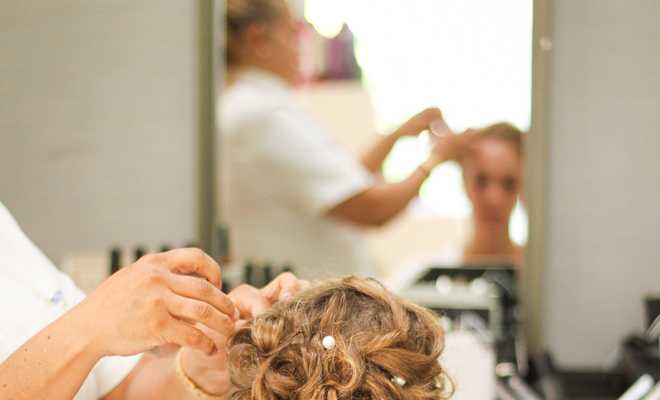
left=175, top=348, right=225, bottom=399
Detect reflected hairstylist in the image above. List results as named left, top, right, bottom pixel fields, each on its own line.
left=220, top=0, right=451, bottom=279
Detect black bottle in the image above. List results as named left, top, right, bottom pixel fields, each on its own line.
left=263, top=263, right=274, bottom=285
left=109, top=247, right=122, bottom=275
left=244, top=261, right=255, bottom=286
left=134, top=246, right=146, bottom=261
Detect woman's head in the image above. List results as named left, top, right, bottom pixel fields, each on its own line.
left=461, top=122, right=523, bottom=227
left=226, top=0, right=300, bottom=83
left=228, top=276, right=451, bottom=399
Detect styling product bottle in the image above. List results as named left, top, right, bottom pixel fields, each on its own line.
left=263, top=263, right=274, bottom=286
left=110, top=247, right=122, bottom=275
left=134, top=247, right=146, bottom=261
left=216, top=224, right=231, bottom=264
left=282, top=264, right=294, bottom=274
left=244, top=261, right=255, bottom=286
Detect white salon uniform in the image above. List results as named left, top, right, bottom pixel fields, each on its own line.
left=0, top=202, right=140, bottom=400
left=219, top=69, right=375, bottom=280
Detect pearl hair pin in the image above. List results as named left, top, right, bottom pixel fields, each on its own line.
left=322, top=335, right=336, bottom=350
left=320, top=335, right=404, bottom=387
left=392, top=376, right=407, bottom=387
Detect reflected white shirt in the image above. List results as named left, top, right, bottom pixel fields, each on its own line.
left=219, top=69, right=375, bottom=279
left=0, top=202, right=140, bottom=399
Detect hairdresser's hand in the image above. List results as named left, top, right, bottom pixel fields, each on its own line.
left=179, top=324, right=232, bottom=397
left=393, top=107, right=445, bottom=138
left=431, top=129, right=477, bottom=163
left=77, top=248, right=236, bottom=358
left=261, top=272, right=309, bottom=304
left=230, top=272, right=309, bottom=321
left=174, top=284, right=267, bottom=398
left=178, top=273, right=308, bottom=397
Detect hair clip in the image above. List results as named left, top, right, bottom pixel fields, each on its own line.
left=321, top=335, right=336, bottom=350
left=392, top=376, right=406, bottom=387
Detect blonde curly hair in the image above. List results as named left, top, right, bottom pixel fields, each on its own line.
left=228, top=276, right=453, bottom=400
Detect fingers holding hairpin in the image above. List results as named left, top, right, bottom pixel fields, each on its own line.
left=261, top=272, right=308, bottom=304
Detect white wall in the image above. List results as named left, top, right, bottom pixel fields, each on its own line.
left=543, top=0, right=660, bottom=367
left=0, top=1, right=204, bottom=264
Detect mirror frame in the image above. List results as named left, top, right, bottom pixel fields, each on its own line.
left=524, top=0, right=552, bottom=352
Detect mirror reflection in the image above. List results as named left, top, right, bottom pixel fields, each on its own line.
left=218, top=2, right=531, bottom=396
left=218, top=0, right=531, bottom=281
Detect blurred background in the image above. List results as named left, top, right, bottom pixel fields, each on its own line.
left=1, top=0, right=659, bottom=398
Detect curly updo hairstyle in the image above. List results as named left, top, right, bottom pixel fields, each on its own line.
left=228, top=276, right=453, bottom=399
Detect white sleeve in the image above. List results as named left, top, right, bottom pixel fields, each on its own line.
left=245, top=108, right=374, bottom=215
left=94, top=354, right=143, bottom=397
left=0, top=202, right=142, bottom=399
left=57, top=271, right=143, bottom=398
